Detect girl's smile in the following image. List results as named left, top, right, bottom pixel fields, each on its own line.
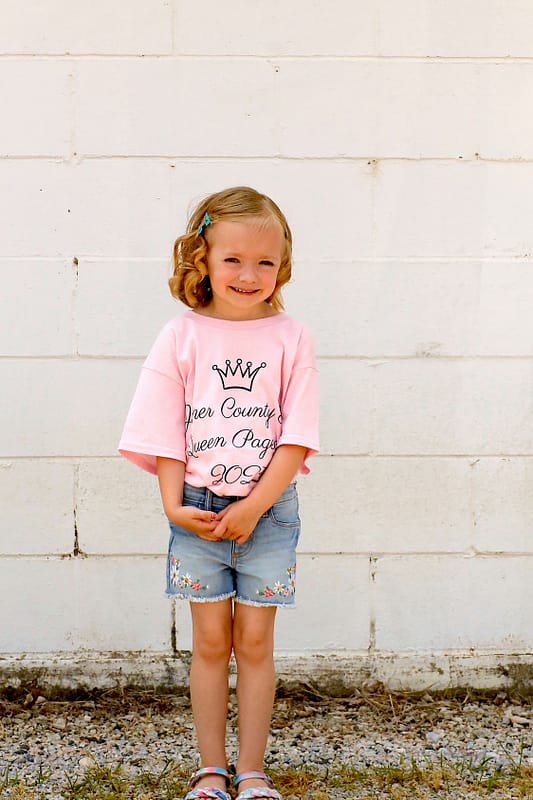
left=204, top=219, right=284, bottom=320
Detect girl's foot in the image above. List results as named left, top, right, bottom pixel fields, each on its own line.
left=234, top=771, right=282, bottom=799
left=194, top=774, right=228, bottom=791
left=186, top=767, right=231, bottom=800
left=236, top=776, right=270, bottom=792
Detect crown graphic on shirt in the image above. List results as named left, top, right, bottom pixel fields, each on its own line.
left=212, top=358, right=267, bottom=392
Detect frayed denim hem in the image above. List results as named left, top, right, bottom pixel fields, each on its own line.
left=165, top=590, right=236, bottom=603
left=235, top=596, right=297, bottom=609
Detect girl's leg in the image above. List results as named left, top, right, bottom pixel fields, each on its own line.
left=189, top=598, right=233, bottom=790
left=232, top=603, right=277, bottom=791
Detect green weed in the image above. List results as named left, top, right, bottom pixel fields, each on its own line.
left=1, top=757, right=533, bottom=799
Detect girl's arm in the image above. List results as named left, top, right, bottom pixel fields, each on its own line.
left=212, top=444, right=306, bottom=544
left=156, top=456, right=219, bottom=540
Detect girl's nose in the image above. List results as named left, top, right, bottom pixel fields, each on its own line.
left=239, top=262, right=257, bottom=282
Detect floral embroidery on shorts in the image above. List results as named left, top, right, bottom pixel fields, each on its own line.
left=169, top=554, right=207, bottom=592
left=257, top=563, right=296, bottom=599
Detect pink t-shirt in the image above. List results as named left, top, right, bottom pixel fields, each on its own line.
left=119, top=311, right=320, bottom=496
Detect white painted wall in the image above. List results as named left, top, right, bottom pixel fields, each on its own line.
left=1, top=0, right=533, bottom=691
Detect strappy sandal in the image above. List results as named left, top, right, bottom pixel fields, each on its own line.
left=234, top=771, right=283, bottom=800
left=184, top=766, right=232, bottom=800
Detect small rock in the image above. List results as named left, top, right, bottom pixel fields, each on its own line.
left=503, top=707, right=531, bottom=725
left=426, top=729, right=444, bottom=744
left=510, top=714, right=531, bottom=726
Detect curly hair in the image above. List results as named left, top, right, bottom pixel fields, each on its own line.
left=169, top=186, right=293, bottom=311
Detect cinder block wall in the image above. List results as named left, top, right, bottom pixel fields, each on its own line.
left=1, top=0, right=533, bottom=691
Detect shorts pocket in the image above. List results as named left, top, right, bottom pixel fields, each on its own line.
left=268, top=494, right=300, bottom=527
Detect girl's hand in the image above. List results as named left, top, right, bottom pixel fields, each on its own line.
left=167, top=506, right=219, bottom=541
left=212, top=500, right=262, bottom=544
left=211, top=446, right=306, bottom=543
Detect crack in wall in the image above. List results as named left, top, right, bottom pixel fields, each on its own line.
left=73, top=507, right=80, bottom=556
left=170, top=599, right=177, bottom=656
left=369, top=556, right=378, bottom=655
left=72, top=463, right=86, bottom=557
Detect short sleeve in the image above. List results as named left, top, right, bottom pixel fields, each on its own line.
left=278, top=325, right=320, bottom=473
left=118, top=324, right=186, bottom=474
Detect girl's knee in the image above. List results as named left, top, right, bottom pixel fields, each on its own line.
left=193, top=629, right=232, bottom=663
left=233, top=605, right=276, bottom=664
left=233, top=627, right=274, bottom=665
left=191, top=599, right=233, bottom=663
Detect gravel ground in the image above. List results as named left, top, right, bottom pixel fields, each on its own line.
left=0, top=687, right=532, bottom=799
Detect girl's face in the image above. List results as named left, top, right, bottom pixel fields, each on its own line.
left=204, top=218, right=284, bottom=320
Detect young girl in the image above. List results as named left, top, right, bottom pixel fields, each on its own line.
left=119, top=186, right=319, bottom=800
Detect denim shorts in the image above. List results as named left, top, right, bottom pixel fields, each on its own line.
left=166, top=483, right=300, bottom=607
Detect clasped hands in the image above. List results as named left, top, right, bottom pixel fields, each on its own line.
left=169, top=499, right=262, bottom=545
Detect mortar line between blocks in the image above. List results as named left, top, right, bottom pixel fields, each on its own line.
left=2, top=53, right=533, bottom=62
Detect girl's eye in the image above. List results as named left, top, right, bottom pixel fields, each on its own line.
left=222, top=257, right=276, bottom=268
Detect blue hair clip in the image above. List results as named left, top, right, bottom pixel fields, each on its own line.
left=197, top=211, right=211, bottom=235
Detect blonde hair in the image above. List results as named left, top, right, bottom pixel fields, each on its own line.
left=169, top=186, right=293, bottom=311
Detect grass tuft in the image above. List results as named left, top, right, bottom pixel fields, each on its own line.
left=2, top=687, right=533, bottom=799
left=1, top=760, right=533, bottom=800
left=58, top=761, right=191, bottom=800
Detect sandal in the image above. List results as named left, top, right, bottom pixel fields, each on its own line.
left=234, top=771, right=283, bottom=800
left=185, top=767, right=232, bottom=800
